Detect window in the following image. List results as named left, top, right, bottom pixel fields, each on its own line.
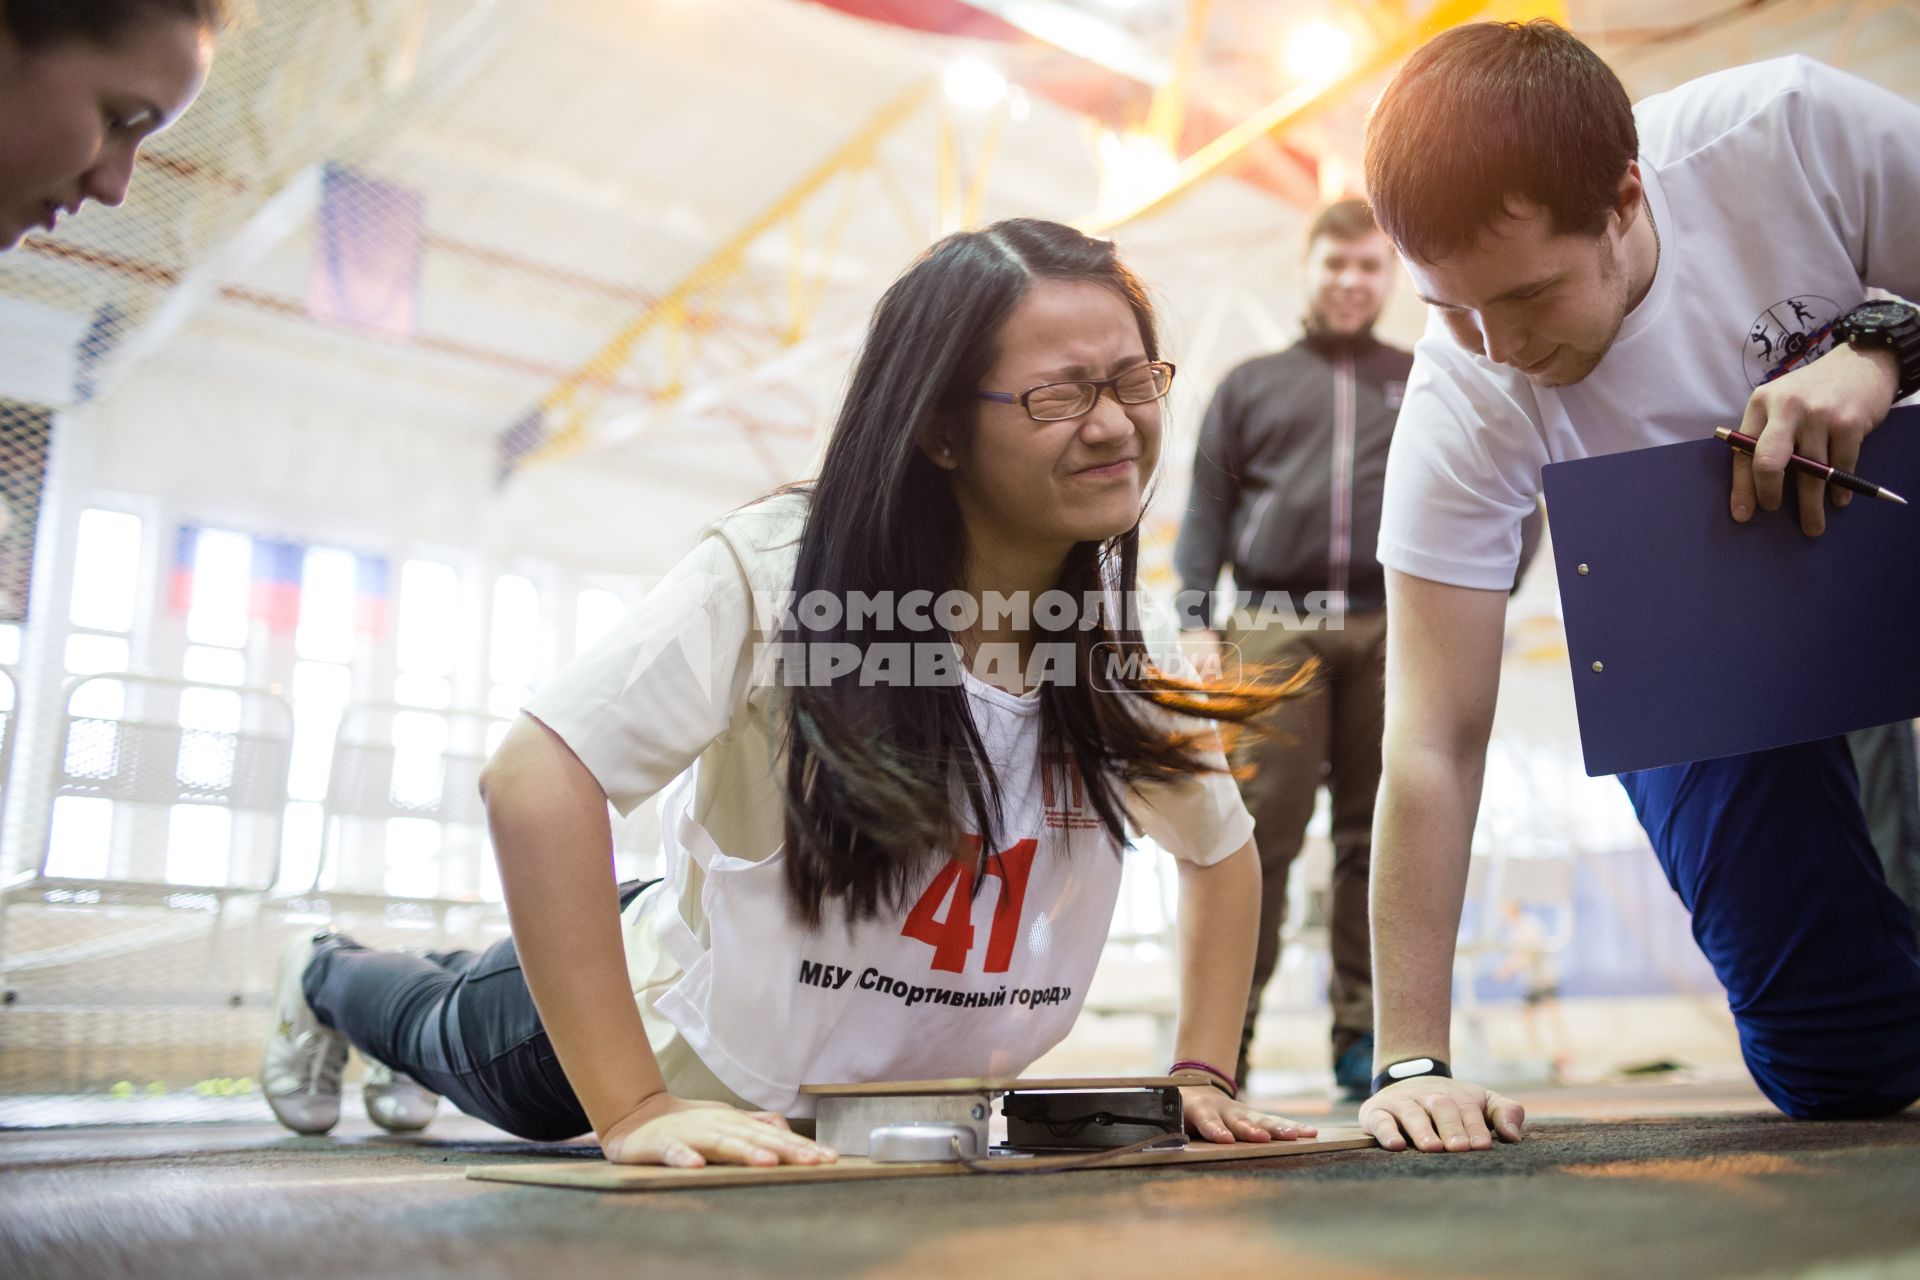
left=68, top=509, right=142, bottom=633
left=390, top=709, right=448, bottom=810
left=64, top=633, right=129, bottom=676
left=185, top=529, right=251, bottom=649
left=45, top=796, right=112, bottom=879
left=384, top=817, right=441, bottom=899
left=58, top=593, right=127, bottom=880
left=183, top=645, right=245, bottom=686
left=36, top=513, right=653, bottom=905
left=287, top=661, right=351, bottom=801
left=50, top=512, right=142, bottom=883
left=277, top=800, right=325, bottom=896
left=176, top=681, right=239, bottom=791
left=490, top=575, right=542, bottom=687
left=280, top=546, right=361, bottom=894
left=169, top=527, right=252, bottom=886
left=395, top=671, right=451, bottom=709
left=165, top=805, right=231, bottom=885
left=396, top=559, right=458, bottom=678
left=296, top=547, right=357, bottom=665
left=487, top=573, right=549, bottom=759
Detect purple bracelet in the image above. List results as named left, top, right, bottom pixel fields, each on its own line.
left=1169, top=1058, right=1237, bottom=1100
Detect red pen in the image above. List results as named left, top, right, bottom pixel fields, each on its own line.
left=1715, top=427, right=1908, bottom=506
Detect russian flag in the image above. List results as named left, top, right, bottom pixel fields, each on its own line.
left=250, top=538, right=303, bottom=634
left=168, top=524, right=198, bottom=616
left=169, top=526, right=391, bottom=641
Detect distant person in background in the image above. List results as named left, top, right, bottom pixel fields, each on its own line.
left=1491, top=898, right=1571, bottom=1081
left=0, top=0, right=224, bottom=251
left=1172, top=199, right=1413, bottom=1101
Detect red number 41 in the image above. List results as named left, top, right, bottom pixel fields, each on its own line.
left=900, top=838, right=1039, bottom=974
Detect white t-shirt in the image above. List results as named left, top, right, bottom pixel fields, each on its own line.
left=1377, top=57, right=1920, bottom=590
left=524, top=491, right=1254, bottom=1106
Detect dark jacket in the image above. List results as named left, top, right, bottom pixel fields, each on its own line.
left=1174, top=331, right=1413, bottom=630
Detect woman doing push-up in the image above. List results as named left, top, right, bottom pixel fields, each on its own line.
left=263, top=217, right=1316, bottom=1166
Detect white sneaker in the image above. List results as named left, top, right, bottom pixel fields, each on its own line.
left=263, top=931, right=349, bottom=1135
left=363, top=1061, right=440, bottom=1133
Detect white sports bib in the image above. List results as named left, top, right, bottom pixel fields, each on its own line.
left=650, top=682, right=1123, bottom=1117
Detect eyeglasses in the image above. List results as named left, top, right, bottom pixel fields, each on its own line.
left=976, top=360, right=1176, bottom=422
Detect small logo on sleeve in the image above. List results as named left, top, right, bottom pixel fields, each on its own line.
left=1744, top=295, right=1842, bottom=388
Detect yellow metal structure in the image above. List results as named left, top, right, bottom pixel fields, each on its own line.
left=511, top=0, right=1569, bottom=477
left=512, top=69, right=1041, bottom=474
left=1083, top=0, right=1568, bottom=235
left=517, top=81, right=951, bottom=470
left=1143, top=0, right=1215, bottom=150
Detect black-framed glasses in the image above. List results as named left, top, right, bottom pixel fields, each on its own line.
left=976, top=360, right=1176, bottom=422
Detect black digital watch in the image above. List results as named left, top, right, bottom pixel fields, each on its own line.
left=1833, top=300, right=1920, bottom=401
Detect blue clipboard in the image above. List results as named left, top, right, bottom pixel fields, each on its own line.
left=1543, top=404, right=1920, bottom=777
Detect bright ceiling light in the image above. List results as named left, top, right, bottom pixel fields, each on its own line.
left=1095, top=128, right=1179, bottom=216
left=944, top=59, right=1008, bottom=111
left=1285, top=21, right=1353, bottom=83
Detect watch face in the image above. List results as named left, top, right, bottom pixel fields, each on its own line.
left=1851, top=300, right=1916, bottom=331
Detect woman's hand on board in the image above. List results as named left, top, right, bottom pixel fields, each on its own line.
left=1178, top=1085, right=1318, bottom=1144
left=600, top=1092, right=838, bottom=1168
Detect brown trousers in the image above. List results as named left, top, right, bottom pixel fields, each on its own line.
left=1224, top=606, right=1386, bottom=1078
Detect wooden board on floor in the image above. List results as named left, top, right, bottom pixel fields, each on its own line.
left=799, top=1074, right=1202, bottom=1097
left=465, top=1129, right=1376, bottom=1192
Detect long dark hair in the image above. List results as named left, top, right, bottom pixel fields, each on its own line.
left=778, top=217, right=1302, bottom=927
left=3, top=0, right=229, bottom=50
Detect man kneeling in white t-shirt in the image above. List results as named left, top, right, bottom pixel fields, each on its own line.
left=1352, top=19, right=1920, bottom=1152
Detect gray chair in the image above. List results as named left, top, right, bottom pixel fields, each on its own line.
left=303, top=703, right=501, bottom=919
left=0, top=673, right=295, bottom=1060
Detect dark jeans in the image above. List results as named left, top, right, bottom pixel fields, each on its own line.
left=1224, top=607, right=1386, bottom=1081
left=1620, top=739, right=1920, bottom=1119
left=304, top=880, right=654, bottom=1140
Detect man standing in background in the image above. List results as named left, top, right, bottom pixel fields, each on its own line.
left=1173, top=200, right=1412, bottom=1099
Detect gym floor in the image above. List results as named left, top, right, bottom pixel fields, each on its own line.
left=5, top=1080, right=1917, bottom=1279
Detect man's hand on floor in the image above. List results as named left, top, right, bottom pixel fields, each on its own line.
left=1360, top=1076, right=1526, bottom=1153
